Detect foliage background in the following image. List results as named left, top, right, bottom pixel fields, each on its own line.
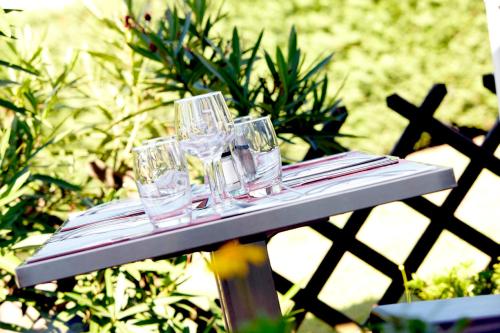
left=15, top=0, right=500, bottom=154
left=1, top=0, right=499, bottom=332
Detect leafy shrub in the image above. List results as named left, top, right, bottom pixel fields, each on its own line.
left=125, top=0, right=348, bottom=158
left=220, top=0, right=499, bottom=153
left=408, top=260, right=500, bottom=300
left=1, top=0, right=345, bottom=330
left=0, top=7, right=225, bottom=333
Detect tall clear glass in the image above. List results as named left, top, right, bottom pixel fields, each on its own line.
left=142, top=136, right=175, bottom=146
left=133, top=138, right=191, bottom=227
left=174, top=92, right=233, bottom=208
left=233, top=115, right=282, bottom=197
left=221, top=115, right=254, bottom=196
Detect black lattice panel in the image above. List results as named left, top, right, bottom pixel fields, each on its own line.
left=272, top=75, right=500, bottom=329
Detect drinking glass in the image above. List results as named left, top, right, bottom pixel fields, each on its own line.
left=174, top=92, right=233, bottom=208
left=142, top=136, right=175, bottom=146
left=133, top=138, right=192, bottom=227
left=233, top=115, right=282, bottom=197
left=220, top=115, right=254, bottom=196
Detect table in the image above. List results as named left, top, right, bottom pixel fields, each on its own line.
left=15, top=152, right=456, bottom=331
left=371, top=295, right=500, bottom=332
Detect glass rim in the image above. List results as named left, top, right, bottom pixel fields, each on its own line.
left=132, top=145, right=150, bottom=153
left=234, top=115, right=271, bottom=126
left=133, top=138, right=178, bottom=153
left=142, top=136, right=176, bottom=145
left=234, top=115, right=253, bottom=123
left=174, top=91, right=223, bottom=104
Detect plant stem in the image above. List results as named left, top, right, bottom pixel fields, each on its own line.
left=399, top=265, right=411, bottom=304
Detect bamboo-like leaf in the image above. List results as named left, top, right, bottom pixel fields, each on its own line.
left=63, top=292, right=111, bottom=316
left=23, top=90, right=37, bottom=111
left=0, top=171, right=30, bottom=207
left=31, top=174, right=81, bottom=191
left=0, top=253, right=22, bottom=275
left=287, top=26, right=297, bottom=63
left=275, top=48, right=288, bottom=96
left=264, top=51, right=279, bottom=83
left=193, top=51, right=244, bottom=101
left=106, top=100, right=174, bottom=128
left=115, top=321, right=136, bottom=333
left=230, top=27, right=241, bottom=71
left=192, top=0, right=207, bottom=25
left=11, top=234, right=51, bottom=250
left=0, top=322, right=24, bottom=332
left=175, top=13, right=191, bottom=56
left=0, top=127, right=10, bottom=162
left=27, top=137, right=54, bottom=162
left=116, top=303, right=150, bottom=320
left=86, top=51, right=123, bottom=64
left=127, top=43, right=161, bottom=62
left=0, top=7, right=11, bottom=38
left=0, top=79, right=18, bottom=86
left=0, top=59, right=39, bottom=75
left=244, top=30, right=263, bottom=91
left=302, top=53, right=333, bottom=82
left=0, top=98, right=27, bottom=114
left=114, top=272, right=128, bottom=314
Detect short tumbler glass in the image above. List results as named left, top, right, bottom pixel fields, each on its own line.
left=133, top=138, right=192, bottom=227
left=233, top=115, right=282, bottom=197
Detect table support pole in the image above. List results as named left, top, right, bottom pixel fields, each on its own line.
left=213, top=240, right=282, bottom=332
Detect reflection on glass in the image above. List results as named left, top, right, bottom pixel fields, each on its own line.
left=233, top=115, right=282, bottom=197
left=133, top=138, right=191, bottom=227
left=175, top=92, right=235, bottom=208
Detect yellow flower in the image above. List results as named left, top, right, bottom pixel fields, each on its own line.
left=208, top=241, right=267, bottom=279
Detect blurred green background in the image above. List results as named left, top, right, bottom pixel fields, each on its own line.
left=1, top=0, right=499, bottom=332
left=13, top=0, right=500, bottom=153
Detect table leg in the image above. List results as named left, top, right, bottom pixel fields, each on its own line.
left=213, top=240, right=282, bottom=332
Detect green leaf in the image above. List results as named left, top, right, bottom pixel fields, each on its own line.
left=116, top=303, right=150, bottom=320
left=0, top=79, right=19, bottom=86
left=0, top=7, right=11, bottom=38
left=230, top=27, right=241, bottom=70
left=0, top=252, right=22, bottom=275
left=114, top=272, right=128, bottom=314
left=0, top=321, right=24, bottom=332
left=27, top=137, right=55, bottom=162
left=275, top=48, right=288, bottom=94
left=12, top=234, right=51, bottom=250
left=302, top=53, right=333, bottom=82
left=287, top=26, right=297, bottom=63
left=244, top=30, right=263, bottom=91
left=0, top=171, right=31, bottom=207
left=0, top=59, right=39, bottom=75
left=193, top=51, right=245, bottom=101
left=127, top=43, right=161, bottom=62
left=105, top=268, right=114, bottom=301
left=175, top=13, right=191, bottom=56
left=0, top=98, right=27, bottom=114
left=86, top=51, right=123, bottom=64
left=63, top=292, right=111, bottom=316
left=264, top=51, right=279, bottom=83
left=31, top=174, right=81, bottom=191
left=0, top=126, right=11, bottom=162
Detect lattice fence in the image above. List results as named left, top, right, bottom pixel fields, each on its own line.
left=272, top=74, right=500, bottom=328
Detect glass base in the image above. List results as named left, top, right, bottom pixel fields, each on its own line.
left=247, top=183, right=282, bottom=198
left=149, top=209, right=192, bottom=230
left=228, top=186, right=247, bottom=198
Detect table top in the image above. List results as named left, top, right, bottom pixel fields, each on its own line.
left=15, top=152, right=456, bottom=287
left=372, top=294, right=500, bottom=324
